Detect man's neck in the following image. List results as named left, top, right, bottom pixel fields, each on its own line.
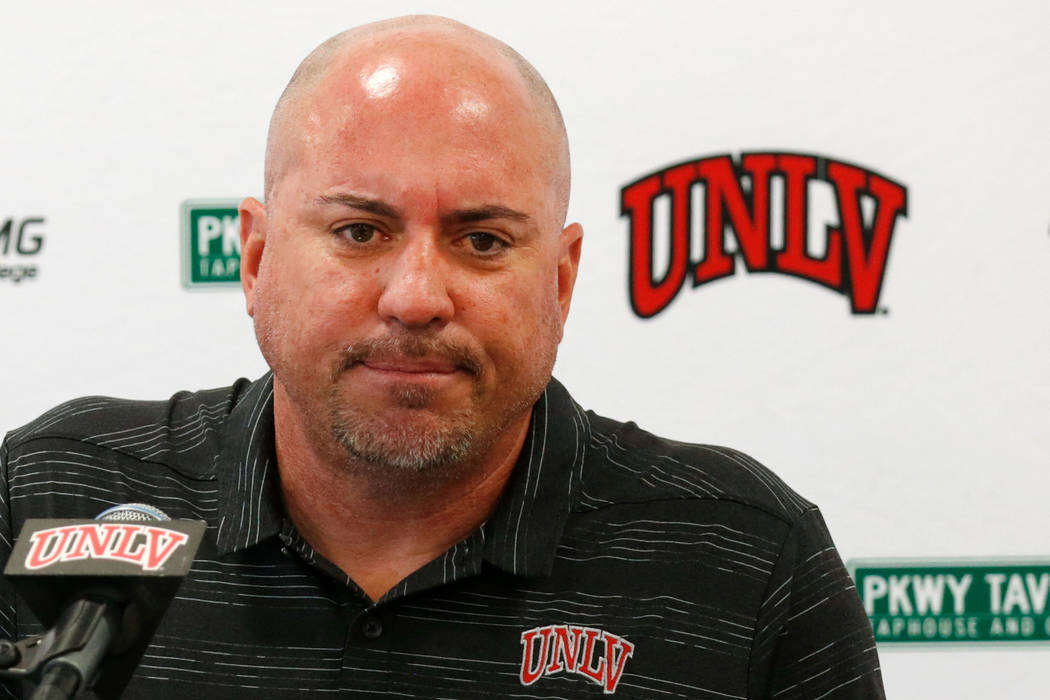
left=272, top=389, right=531, bottom=603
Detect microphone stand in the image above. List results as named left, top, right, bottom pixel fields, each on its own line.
left=0, top=594, right=124, bottom=700
left=1, top=513, right=205, bottom=698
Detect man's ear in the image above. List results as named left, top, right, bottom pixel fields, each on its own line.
left=557, top=222, right=584, bottom=324
left=239, top=197, right=267, bottom=317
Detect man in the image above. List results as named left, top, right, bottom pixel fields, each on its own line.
left=0, top=16, right=884, bottom=699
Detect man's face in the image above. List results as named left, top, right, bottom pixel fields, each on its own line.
left=241, top=40, right=581, bottom=476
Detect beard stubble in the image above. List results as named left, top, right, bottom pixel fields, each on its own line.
left=328, top=331, right=530, bottom=477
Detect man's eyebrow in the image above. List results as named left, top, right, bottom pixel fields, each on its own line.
left=315, top=193, right=401, bottom=219
left=314, top=195, right=530, bottom=226
left=443, top=205, right=532, bottom=225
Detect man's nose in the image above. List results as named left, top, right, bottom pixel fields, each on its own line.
left=376, top=233, right=455, bottom=329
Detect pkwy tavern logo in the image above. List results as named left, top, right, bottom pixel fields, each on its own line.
left=519, top=624, right=634, bottom=693
left=180, top=199, right=244, bottom=289
left=621, top=152, right=908, bottom=317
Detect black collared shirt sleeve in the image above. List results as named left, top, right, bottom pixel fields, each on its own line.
left=750, top=508, right=884, bottom=698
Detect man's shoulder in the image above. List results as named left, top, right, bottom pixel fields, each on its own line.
left=578, top=410, right=815, bottom=526
left=2, top=378, right=256, bottom=476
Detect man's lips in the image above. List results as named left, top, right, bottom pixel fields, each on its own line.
left=360, top=357, right=459, bottom=374
left=341, top=335, right=484, bottom=377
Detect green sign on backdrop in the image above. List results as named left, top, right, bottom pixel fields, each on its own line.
left=180, top=199, right=244, bottom=288
left=849, top=559, right=1050, bottom=645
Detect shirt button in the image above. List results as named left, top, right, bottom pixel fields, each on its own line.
left=361, top=616, right=383, bottom=639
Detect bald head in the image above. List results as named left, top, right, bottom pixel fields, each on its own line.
left=264, top=16, right=571, bottom=223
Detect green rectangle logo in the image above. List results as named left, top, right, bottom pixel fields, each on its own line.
left=849, top=558, right=1050, bottom=644
left=180, top=199, right=245, bottom=288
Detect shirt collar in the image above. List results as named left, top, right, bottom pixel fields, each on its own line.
left=480, top=377, right=586, bottom=577
left=214, top=373, right=587, bottom=576
left=215, top=372, right=284, bottom=555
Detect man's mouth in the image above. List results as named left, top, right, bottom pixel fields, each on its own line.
left=361, top=357, right=459, bottom=374
left=342, top=335, right=483, bottom=377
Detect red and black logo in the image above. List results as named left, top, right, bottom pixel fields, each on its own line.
left=621, top=152, right=908, bottom=317
left=24, top=523, right=190, bottom=572
left=519, top=625, right=634, bottom=693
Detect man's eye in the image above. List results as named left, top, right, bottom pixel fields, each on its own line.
left=467, top=232, right=505, bottom=253
left=340, top=223, right=378, bottom=243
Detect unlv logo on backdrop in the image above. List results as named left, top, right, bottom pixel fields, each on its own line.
left=620, top=152, right=908, bottom=316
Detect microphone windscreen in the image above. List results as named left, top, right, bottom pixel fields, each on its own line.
left=95, top=504, right=170, bottom=522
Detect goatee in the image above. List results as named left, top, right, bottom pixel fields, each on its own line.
left=328, top=333, right=485, bottom=475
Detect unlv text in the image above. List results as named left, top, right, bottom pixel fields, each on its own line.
left=621, top=152, right=908, bottom=316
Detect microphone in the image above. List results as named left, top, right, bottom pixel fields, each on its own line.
left=0, top=504, right=205, bottom=699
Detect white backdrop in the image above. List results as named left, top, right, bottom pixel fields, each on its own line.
left=2, top=1, right=1048, bottom=696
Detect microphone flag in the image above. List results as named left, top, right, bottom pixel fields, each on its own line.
left=2, top=510, right=205, bottom=698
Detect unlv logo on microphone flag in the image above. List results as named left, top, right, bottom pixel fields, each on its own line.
left=5, top=519, right=205, bottom=578
left=25, top=523, right=189, bottom=572
left=621, top=152, right=908, bottom=316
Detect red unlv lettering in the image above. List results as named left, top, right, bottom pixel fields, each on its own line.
left=621, top=152, right=908, bottom=316
left=25, top=524, right=189, bottom=571
left=520, top=624, right=634, bottom=693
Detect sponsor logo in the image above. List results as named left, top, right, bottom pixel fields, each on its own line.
left=850, top=558, right=1050, bottom=644
left=25, top=523, right=190, bottom=572
left=180, top=199, right=244, bottom=288
left=519, top=624, right=634, bottom=693
left=620, top=152, right=908, bottom=316
left=0, top=216, right=45, bottom=284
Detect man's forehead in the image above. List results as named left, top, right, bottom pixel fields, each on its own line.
left=265, top=17, right=571, bottom=224
left=307, top=29, right=532, bottom=116
left=287, top=38, right=551, bottom=184
left=294, top=149, right=550, bottom=224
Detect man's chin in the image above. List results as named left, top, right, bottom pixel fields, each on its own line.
left=388, top=384, right=441, bottom=410
left=329, top=410, right=476, bottom=475
left=337, top=368, right=477, bottom=414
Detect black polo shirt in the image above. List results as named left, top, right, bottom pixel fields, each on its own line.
left=0, top=374, right=884, bottom=698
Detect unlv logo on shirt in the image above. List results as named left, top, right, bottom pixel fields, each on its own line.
left=519, top=624, right=634, bottom=693
left=621, top=152, right=908, bottom=316
left=24, top=523, right=190, bottom=572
